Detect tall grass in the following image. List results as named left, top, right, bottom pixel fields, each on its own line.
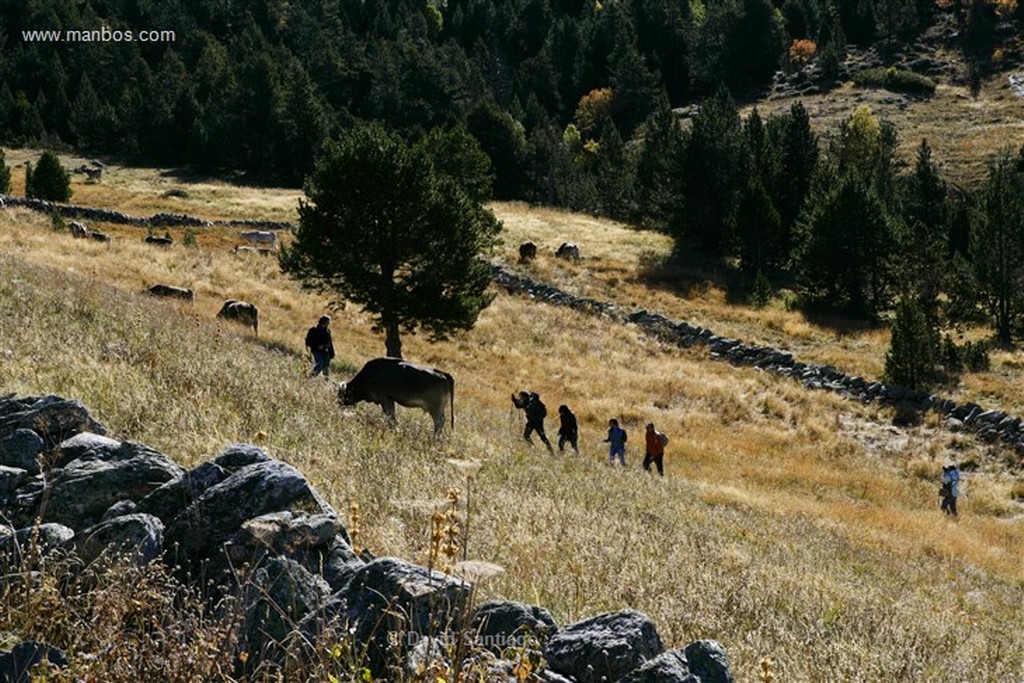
left=1, top=189, right=1022, bottom=680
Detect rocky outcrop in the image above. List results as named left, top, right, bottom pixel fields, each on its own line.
left=0, top=392, right=736, bottom=680
left=494, top=265, right=1024, bottom=459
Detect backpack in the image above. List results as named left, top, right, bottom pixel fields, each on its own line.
left=531, top=394, right=547, bottom=419
left=660, top=433, right=669, bottom=447
left=621, top=428, right=628, bottom=443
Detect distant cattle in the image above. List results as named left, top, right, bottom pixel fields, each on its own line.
left=338, top=357, right=455, bottom=437
left=145, top=235, right=174, bottom=247
left=88, top=230, right=112, bottom=243
left=519, top=241, right=538, bottom=263
left=555, top=242, right=581, bottom=261
left=0, top=197, right=6, bottom=209
left=232, top=245, right=258, bottom=255
left=239, top=230, right=277, bottom=248
left=147, top=284, right=193, bottom=301
left=216, top=299, right=259, bottom=335
left=70, top=221, right=89, bottom=238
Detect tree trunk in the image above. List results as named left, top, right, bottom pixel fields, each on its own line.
left=385, top=323, right=403, bottom=359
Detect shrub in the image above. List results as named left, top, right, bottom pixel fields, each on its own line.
left=884, top=298, right=934, bottom=389
left=51, top=211, right=66, bottom=232
left=851, top=67, right=936, bottom=96
left=183, top=229, right=197, bottom=247
left=941, top=335, right=990, bottom=372
left=789, top=39, right=817, bottom=66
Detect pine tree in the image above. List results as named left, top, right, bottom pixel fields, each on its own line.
left=671, top=85, right=743, bottom=255
left=0, top=148, right=10, bottom=194
left=280, top=124, right=501, bottom=359
left=970, top=151, right=1024, bottom=344
left=884, top=298, right=935, bottom=389
left=28, top=151, right=71, bottom=202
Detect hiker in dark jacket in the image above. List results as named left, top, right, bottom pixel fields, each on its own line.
left=557, top=404, right=579, bottom=455
left=305, top=315, right=335, bottom=378
left=512, top=390, right=554, bottom=452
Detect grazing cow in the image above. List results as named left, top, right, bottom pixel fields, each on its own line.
left=147, top=284, right=193, bottom=301
left=216, top=299, right=259, bottom=335
left=70, top=221, right=89, bottom=238
left=0, top=197, right=6, bottom=209
left=555, top=242, right=581, bottom=261
left=239, top=230, right=277, bottom=248
left=88, top=230, right=112, bottom=243
left=145, top=235, right=174, bottom=246
left=338, top=357, right=455, bottom=437
left=519, top=241, right=538, bottom=263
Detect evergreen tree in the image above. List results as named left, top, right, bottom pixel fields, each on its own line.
left=280, top=124, right=501, bottom=359
left=23, top=161, right=32, bottom=198
left=970, top=151, right=1024, bottom=344
left=635, top=91, right=684, bottom=230
left=594, top=120, right=635, bottom=220
left=884, top=297, right=935, bottom=389
left=415, top=125, right=495, bottom=203
left=796, top=171, right=896, bottom=317
left=28, top=151, right=71, bottom=202
left=773, top=102, right=819, bottom=246
left=0, top=148, right=10, bottom=194
left=671, top=85, right=743, bottom=255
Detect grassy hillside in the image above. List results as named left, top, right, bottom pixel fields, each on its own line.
left=1, top=171, right=1022, bottom=680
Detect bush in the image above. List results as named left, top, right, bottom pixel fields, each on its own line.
left=183, top=229, right=197, bottom=247
left=51, top=211, right=66, bottom=232
left=941, top=335, right=990, bottom=372
left=852, top=67, right=936, bottom=96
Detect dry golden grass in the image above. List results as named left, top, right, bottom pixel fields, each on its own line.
left=1, top=186, right=1022, bottom=680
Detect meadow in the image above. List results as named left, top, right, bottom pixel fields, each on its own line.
left=0, top=158, right=1022, bottom=681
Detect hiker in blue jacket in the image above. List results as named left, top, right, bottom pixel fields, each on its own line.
left=940, top=462, right=960, bottom=518
left=604, top=418, right=628, bottom=466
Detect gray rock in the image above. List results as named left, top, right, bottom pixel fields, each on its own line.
left=0, top=465, right=30, bottom=494
left=471, top=600, right=558, bottom=653
left=42, top=441, right=184, bottom=532
left=404, top=636, right=449, bottom=677
left=0, top=523, right=74, bottom=565
left=684, top=640, right=734, bottom=683
left=213, top=443, right=273, bottom=471
left=0, top=395, right=106, bottom=448
left=225, top=510, right=344, bottom=573
left=0, top=429, right=44, bottom=474
left=74, top=513, right=164, bottom=566
left=618, top=649, right=698, bottom=683
left=303, top=557, right=470, bottom=675
left=321, top=536, right=365, bottom=592
left=0, top=640, right=69, bottom=683
left=545, top=609, right=665, bottom=683
left=136, top=461, right=229, bottom=525
left=53, top=432, right=122, bottom=468
left=101, top=499, right=138, bottom=521
left=163, top=459, right=336, bottom=576
left=239, top=556, right=331, bottom=672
